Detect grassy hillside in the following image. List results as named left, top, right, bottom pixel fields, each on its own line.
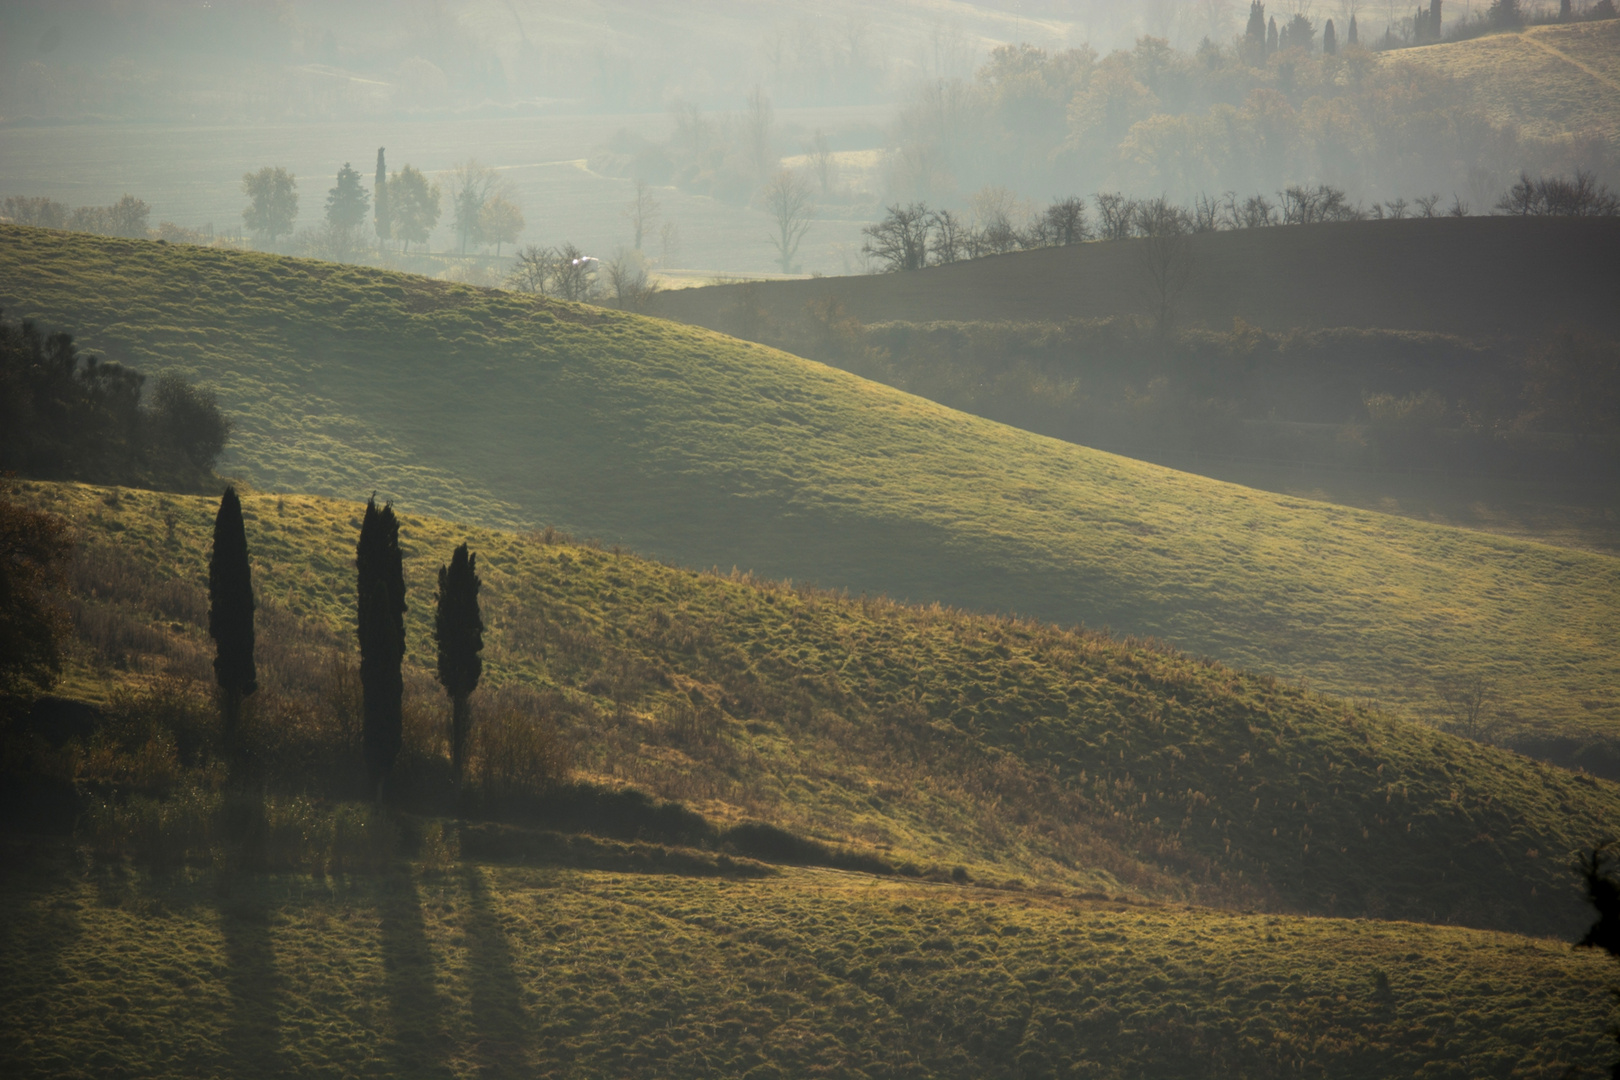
left=3, top=225, right=1619, bottom=750
left=20, top=480, right=1620, bottom=940
left=3, top=851, right=1614, bottom=1080
left=1386, top=21, right=1620, bottom=146
left=647, top=216, right=1620, bottom=339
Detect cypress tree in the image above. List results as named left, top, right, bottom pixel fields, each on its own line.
left=208, top=486, right=256, bottom=769
left=1324, top=18, right=1337, bottom=54
left=357, top=496, right=405, bottom=799
left=1348, top=13, right=1359, bottom=45
left=435, top=543, right=483, bottom=787
left=374, top=147, right=391, bottom=245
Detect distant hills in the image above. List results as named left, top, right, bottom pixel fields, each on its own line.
left=2, top=224, right=1617, bottom=749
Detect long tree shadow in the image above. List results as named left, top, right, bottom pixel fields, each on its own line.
left=217, top=869, right=290, bottom=1078
left=460, top=864, right=537, bottom=1078
left=375, top=866, right=456, bottom=1078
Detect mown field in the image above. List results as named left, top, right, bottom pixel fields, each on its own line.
left=2, top=850, right=1614, bottom=1080
left=3, top=225, right=1618, bottom=749
left=19, top=480, right=1620, bottom=940
left=1386, top=21, right=1620, bottom=146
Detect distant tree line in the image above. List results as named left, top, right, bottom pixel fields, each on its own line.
left=883, top=33, right=1618, bottom=223
left=0, top=314, right=231, bottom=488
left=861, top=171, right=1618, bottom=273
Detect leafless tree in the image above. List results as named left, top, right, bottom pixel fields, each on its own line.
left=929, top=208, right=968, bottom=264
left=658, top=221, right=682, bottom=268
left=1138, top=212, right=1194, bottom=335
left=862, top=202, right=931, bottom=272
left=551, top=243, right=597, bottom=302
left=1094, top=191, right=1138, bottom=240
left=624, top=180, right=659, bottom=251
left=806, top=128, right=837, bottom=195
left=1042, top=196, right=1091, bottom=244
left=1436, top=674, right=1497, bottom=743
left=603, top=247, right=660, bottom=309
left=507, top=244, right=555, bottom=295
left=763, top=169, right=815, bottom=273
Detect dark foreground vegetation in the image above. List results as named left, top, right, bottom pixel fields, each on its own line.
left=0, top=313, right=231, bottom=492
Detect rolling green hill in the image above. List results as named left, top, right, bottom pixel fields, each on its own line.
left=20, top=480, right=1620, bottom=940
left=3, top=224, right=1618, bottom=751
left=4, top=479, right=1620, bottom=1078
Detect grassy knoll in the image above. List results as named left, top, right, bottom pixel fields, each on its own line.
left=1386, top=21, right=1620, bottom=146
left=18, top=480, right=1620, bottom=939
left=1, top=850, right=1613, bottom=1079
left=2, top=227, right=1619, bottom=748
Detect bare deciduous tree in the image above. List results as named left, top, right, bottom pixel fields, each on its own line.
left=1138, top=210, right=1193, bottom=335
left=1436, top=674, right=1497, bottom=743
left=624, top=180, right=659, bottom=251
left=763, top=169, right=815, bottom=273
left=862, top=202, right=931, bottom=272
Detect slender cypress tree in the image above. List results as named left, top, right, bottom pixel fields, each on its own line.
left=374, top=147, right=391, bottom=245
left=435, top=543, right=483, bottom=787
left=208, top=486, right=256, bottom=769
left=357, top=496, right=405, bottom=799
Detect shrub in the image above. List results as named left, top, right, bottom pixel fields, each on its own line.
left=472, top=698, right=571, bottom=808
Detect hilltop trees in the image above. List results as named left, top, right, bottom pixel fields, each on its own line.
left=450, top=159, right=501, bottom=253
left=373, top=147, right=390, bottom=244
left=389, top=164, right=441, bottom=252
left=242, top=166, right=298, bottom=248
left=0, top=314, right=230, bottom=486
left=209, top=487, right=256, bottom=766
left=435, top=543, right=483, bottom=786
left=357, top=497, right=405, bottom=799
left=862, top=203, right=931, bottom=271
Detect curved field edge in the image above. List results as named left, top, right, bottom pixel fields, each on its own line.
left=2, top=225, right=1617, bottom=743
left=21, top=480, right=1620, bottom=938
left=0, top=856, right=1612, bottom=1079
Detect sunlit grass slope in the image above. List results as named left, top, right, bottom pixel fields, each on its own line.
left=3, top=225, right=1618, bottom=746
left=1388, top=20, right=1620, bottom=145
left=25, top=481, right=1620, bottom=939
left=2, top=854, right=1614, bottom=1080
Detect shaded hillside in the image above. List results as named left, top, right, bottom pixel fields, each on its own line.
left=1387, top=21, right=1620, bottom=146
left=3, top=225, right=1618, bottom=747
left=2, top=855, right=1612, bottom=1080
left=21, top=481, right=1620, bottom=938
left=648, top=217, right=1620, bottom=339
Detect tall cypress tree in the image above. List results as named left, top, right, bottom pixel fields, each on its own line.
left=208, top=486, right=256, bottom=769
left=435, top=543, right=483, bottom=787
left=357, top=496, right=405, bottom=799
left=374, top=147, right=391, bottom=245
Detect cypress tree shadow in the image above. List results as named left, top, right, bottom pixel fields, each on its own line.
left=375, top=868, right=454, bottom=1078
left=460, top=865, right=536, bottom=1078
left=217, top=871, right=289, bottom=1077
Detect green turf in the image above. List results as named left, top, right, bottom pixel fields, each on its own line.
left=21, top=480, right=1620, bottom=940
left=1, top=852, right=1613, bottom=1079
left=3, top=224, right=1618, bottom=749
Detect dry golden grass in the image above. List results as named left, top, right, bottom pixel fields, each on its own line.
left=1385, top=21, right=1620, bottom=145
